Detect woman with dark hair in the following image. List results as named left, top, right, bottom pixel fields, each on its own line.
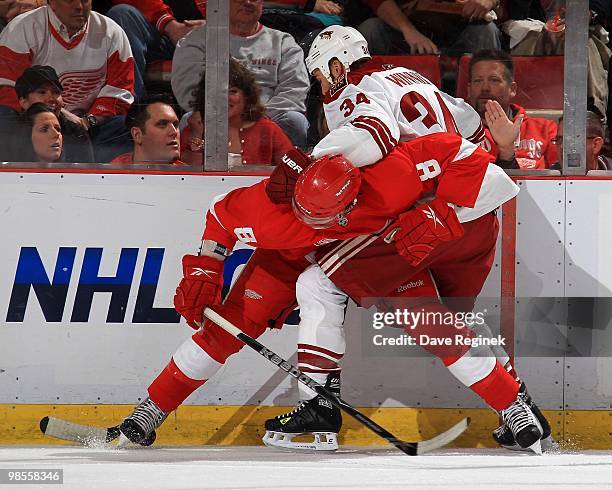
left=181, top=58, right=294, bottom=166
left=15, top=102, right=64, bottom=163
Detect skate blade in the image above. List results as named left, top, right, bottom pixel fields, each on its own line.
left=262, top=430, right=338, bottom=452
left=116, top=433, right=131, bottom=449
left=501, top=435, right=558, bottom=454
left=527, top=438, right=543, bottom=455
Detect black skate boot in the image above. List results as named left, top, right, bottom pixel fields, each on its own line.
left=493, top=382, right=556, bottom=452
left=499, top=384, right=545, bottom=454
left=119, top=397, right=169, bottom=446
left=262, top=375, right=342, bottom=451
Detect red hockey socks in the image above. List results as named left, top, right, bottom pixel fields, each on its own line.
left=470, top=360, right=520, bottom=411
left=148, top=358, right=206, bottom=412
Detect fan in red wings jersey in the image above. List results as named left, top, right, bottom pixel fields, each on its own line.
left=305, top=26, right=485, bottom=169
left=202, top=133, right=516, bottom=257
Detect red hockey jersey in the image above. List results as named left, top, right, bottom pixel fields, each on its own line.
left=202, top=133, right=518, bottom=255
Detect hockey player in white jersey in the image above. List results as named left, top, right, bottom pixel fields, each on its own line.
left=306, top=26, right=485, bottom=163
left=262, top=25, right=551, bottom=453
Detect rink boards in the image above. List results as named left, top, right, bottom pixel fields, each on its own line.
left=0, top=170, right=610, bottom=447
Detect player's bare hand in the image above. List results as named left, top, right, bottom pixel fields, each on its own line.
left=164, top=19, right=205, bottom=45
left=458, top=0, right=495, bottom=21
left=314, top=0, right=343, bottom=15
left=5, top=0, right=44, bottom=21
left=484, top=99, right=522, bottom=157
left=403, top=29, right=439, bottom=54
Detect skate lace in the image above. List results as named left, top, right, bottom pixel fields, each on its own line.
left=128, top=398, right=168, bottom=435
left=275, top=401, right=307, bottom=420
left=501, top=394, right=536, bottom=436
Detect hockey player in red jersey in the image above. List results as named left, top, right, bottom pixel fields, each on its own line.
left=116, top=131, right=548, bottom=454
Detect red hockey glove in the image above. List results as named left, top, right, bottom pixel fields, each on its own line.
left=266, top=147, right=312, bottom=204
left=390, top=198, right=464, bottom=267
left=174, top=254, right=224, bottom=330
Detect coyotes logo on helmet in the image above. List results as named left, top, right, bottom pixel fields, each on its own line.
left=319, top=31, right=333, bottom=39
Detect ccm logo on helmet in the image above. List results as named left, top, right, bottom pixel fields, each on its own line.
left=282, top=154, right=304, bottom=173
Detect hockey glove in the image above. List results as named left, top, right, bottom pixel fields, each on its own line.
left=390, top=198, right=464, bottom=267
left=174, top=254, right=224, bottom=330
left=266, top=147, right=312, bottom=204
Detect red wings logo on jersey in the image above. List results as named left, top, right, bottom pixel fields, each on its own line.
left=59, top=66, right=106, bottom=112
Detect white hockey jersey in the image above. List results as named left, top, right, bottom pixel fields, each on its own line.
left=311, top=61, right=485, bottom=167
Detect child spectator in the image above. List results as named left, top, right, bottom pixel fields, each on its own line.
left=112, top=94, right=184, bottom=165
left=181, top=58, right=293, bottom=166
left=14, top=65, right=94, bottom=163
left=467, top=49, right=558, bottom=169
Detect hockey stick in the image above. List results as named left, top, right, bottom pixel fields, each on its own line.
left=39, top=416, right=120, bottom=445
left=203, top=307, right=470, bottom=455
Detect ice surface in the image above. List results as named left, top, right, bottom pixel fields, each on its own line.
left=1, top=446, right=611, bottom=489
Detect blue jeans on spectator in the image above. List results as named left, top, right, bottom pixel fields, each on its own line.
left=359, top=17, right=502, bottom=56
left=270, top=110, right=309, bottom=148
left=90, top=116, right=132, bottom=163
left=106, top=4, right=175, bottom=100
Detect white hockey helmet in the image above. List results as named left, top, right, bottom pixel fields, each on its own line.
left=305, top=25, right=371, bottom=83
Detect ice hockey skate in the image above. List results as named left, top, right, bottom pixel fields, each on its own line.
left=499, top=384, right=546, bottom=455
left=493, top=383, right=557, bottom=453
left=263, top=375, right=342, bottom=451
left=119, top=397, right=169, bottom=447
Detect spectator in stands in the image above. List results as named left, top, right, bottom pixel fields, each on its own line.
left=0, top=0, right=46, bottom=32
left=14, top=65, right=94, bottom=163
left=0, top=0, right=134, bottom=162
left=260, top=0, right=344, bottom=48
left=554, top=111, right=612, bottom=171
left=12, top=102, right=64, bottom=162
left=111, top=93, right=184, bottom=165
left=105, top=1, right=206, bottom=99
left=355, top=0, right=502, bottom=56
left=467, top=49, right=558, bottom=169
left=172, top=0, right=310, bottom=148
left=181, top=57, right=294, bottom=166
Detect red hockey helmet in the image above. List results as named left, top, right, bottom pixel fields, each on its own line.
left=292, top=154, right=361, bottom=229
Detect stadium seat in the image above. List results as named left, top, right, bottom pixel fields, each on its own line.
left=371, top=55, right=442, bottom=88
left=455, top=55, right=564, bottom=110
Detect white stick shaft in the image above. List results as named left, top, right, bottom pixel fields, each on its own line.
left=203, top=307, right=243, bottom=337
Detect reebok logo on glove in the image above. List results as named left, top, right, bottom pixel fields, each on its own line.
left=423, top=206, right=444, bottom=228
left=189, top=267, right=218, bottom=279
left=282, top=154, right=304, bottom=173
